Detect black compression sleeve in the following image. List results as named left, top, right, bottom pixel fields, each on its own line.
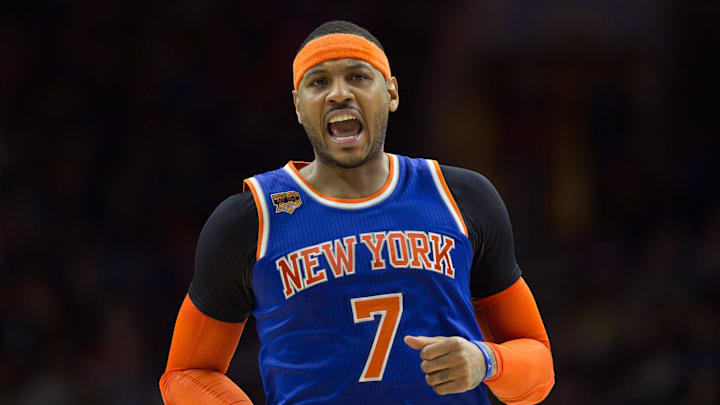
left=188, top=192, right=258, bottom=322
left=440, top=165, right=522, bottom=299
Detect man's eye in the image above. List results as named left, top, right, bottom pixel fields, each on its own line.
left=313, top=78, right=327, bottom=86
left=352, top=74, right=368, bottom=81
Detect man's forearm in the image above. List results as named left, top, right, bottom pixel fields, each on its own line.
left=473, top=278, right=555, bottom=404
left=160, top=368, right=253, bottom=405
left=484, top=339, right=554, bottom=404
left=161, top=295, right=251, bottom=404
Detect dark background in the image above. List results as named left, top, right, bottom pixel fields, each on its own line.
left=2, top=1, right=718, bottom=404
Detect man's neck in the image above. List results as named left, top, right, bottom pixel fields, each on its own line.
left=298, top=154, right=390, bottom=200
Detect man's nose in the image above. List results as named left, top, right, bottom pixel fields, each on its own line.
left=326, top=79, right=354, bottom=104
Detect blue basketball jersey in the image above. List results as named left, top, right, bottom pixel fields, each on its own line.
left=244, top=154, right=491, bottom=404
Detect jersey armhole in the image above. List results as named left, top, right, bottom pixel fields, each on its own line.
left=425, top=159, right=469, bottom=237
left=243, top=177, right=270, bottom=260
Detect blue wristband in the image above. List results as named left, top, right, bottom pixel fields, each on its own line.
left=471, top=340, right=493, bottom=382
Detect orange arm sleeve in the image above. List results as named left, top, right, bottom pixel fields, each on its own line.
left=473, top=277, right=555, bottom=405
left=159, top=294, right=253, bottom=405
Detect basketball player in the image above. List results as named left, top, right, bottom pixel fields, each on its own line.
left=160, top=21, right=554, bottom=404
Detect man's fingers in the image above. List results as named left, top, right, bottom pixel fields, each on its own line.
left=420, top=351, right=464, bottom=374
left=425, top=368, right=453, bottom=386
left=408, top=336, right=478, bottom=396
left=404, top=335, right=448, bottom=350
left=431, top=378, right=468, bottom=396
left=403, top=335, right=431, bottom=350
left=418, top=336, right=464, bottom=361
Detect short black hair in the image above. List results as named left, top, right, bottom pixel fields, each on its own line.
left=297, top=20, right=385, bottom=54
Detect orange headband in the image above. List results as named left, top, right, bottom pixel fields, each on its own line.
left=292, top=33, right=391, bottom=90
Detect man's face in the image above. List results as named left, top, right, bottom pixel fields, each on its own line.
left=293, top=58, right=399, bottom=169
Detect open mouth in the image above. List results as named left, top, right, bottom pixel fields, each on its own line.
left=326, top=112, right=364, bottom=144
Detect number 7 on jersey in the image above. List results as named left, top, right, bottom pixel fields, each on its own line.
left=350, top=293, right=403, bottom=382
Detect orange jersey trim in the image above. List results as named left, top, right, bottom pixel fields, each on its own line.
left=243, top=178, right=266, bottom=261
left=287, top=153, right=395, bottom=204
left=429, top=160, right=468, bottom=237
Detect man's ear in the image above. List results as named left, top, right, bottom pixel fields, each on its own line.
left=387, top=77, right=399, bottom=112
left=292, top=89, right=302, bottom=124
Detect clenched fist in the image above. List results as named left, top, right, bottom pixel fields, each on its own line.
left=404, top=335, right=496, bottom=395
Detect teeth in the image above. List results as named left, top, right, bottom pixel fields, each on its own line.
left=328, top=114, right=357, bottom=123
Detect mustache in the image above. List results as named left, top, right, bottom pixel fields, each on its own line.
left=326, top=104, right=360, bottom=116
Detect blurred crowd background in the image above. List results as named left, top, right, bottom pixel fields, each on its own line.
left=1, top=1, right=718, bottom=404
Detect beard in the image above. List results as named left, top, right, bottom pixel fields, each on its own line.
left=301, top=107, right=388, bottom=170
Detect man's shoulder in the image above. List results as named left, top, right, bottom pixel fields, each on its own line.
left=393, top=155, right=495, bottom=195
left=219, top=191, right=255, bottom=209
left=205, top=191, right=257, bottom=228
left=436, top=163, right=495, bottom=195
